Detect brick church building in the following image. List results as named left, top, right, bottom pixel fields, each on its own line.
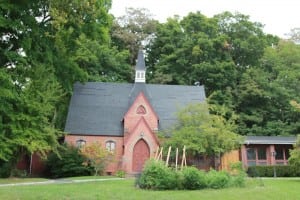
left=64, top=50, right=206, bottom=174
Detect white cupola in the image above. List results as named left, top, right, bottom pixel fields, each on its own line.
left=135, top=49, right=146, bottom=83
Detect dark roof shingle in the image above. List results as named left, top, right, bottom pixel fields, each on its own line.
left=244, top=136, right=296, bottom=145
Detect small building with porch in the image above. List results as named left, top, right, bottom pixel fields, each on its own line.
left=240, top=136, right=296, bottom=168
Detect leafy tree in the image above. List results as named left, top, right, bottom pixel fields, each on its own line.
left=49, top=0, right=132, bottom=90
left=80, top=142, right=113, bottom=175
left=0, top=69, right=18, bottom=161
left=147, top=12, right=223, bottom=86
left=290, top=100, right=300, bottom=110
left=1, top=0, right=131, bottom=171
left=146, top=16, right=184, bottom=84
left=111, top=7, right=158, bottom=65
left=288, top=103, right=300, bottom=168
left=286, top=27, right=300, bottom=44
left=12, top=66, right=63, bottom=158
left=214, top=11, right=278, bottom=69
left=146, top=11, right=276, bottom=100
left=288, top=135, right=300, bottom=169
left=163, top=103, right=242, bottom=160
left=235, top=40, right=300, bottom=135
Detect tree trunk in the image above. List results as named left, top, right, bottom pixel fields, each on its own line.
left=29, top=153, right=33, bottom=175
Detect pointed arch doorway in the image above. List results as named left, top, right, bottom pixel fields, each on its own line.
left=132, top=139, right=150, bottom=172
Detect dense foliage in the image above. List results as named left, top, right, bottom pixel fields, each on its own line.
left=111, top=7, right=158, bottom=65
left=288, top=135, right=300, bottom=169
left=181, top=166, right=207, bottom=189
left=46, top=145, right=92, bottom=178
left=137, top=159, right=246, bottom=190
left=0, top=0, right=130, bottom=171
left=80, top=142, right=114, bottom=176
left=137, top=159, right=179, bottom=190
left=145, top=11, right=300, bottom=136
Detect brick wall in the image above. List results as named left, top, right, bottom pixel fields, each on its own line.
left=65, top=135, right=124, bottom=174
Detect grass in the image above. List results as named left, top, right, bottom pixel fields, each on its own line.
left=0, top=178, right=300, bottom=200
left=61, top=175, right=116, bottom=180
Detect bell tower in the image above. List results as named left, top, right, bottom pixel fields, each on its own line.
left=134, top=49, right=146, bottom=83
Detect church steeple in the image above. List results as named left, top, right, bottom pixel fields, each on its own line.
left=135, top=49, right=146, bottom=83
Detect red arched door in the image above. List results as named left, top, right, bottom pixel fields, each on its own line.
left=132, top=139, right=150, bottom=172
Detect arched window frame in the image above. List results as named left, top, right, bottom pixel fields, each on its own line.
left=76, top=139, right=86, bottom=148
left=106, top=140, right=116, bottom=152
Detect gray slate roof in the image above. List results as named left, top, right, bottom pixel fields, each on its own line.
left=244, top=136, right=296, bottom=145
left=64, top=82, right=206, bottom=136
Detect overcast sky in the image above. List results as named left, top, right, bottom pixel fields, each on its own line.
left=110, top=0, right=300, bottom=38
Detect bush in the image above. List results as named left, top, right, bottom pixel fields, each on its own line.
left=115, top=170, right=126, bottom=178
left=0, top=161, right=12, bottom=178
left=45, top=145, right=93, bottom=178
left=137, top=159, right=178, bottom=190
left=80, top=142, right=113, bottom=176
left=10, top=169, right=27, bottom=178
left=137, top=160, right=247, bottom=190
left=247, top=165, right=300, bottom=177
left=228, top=162, right=247, bottom=187
left=182, top=167, right=207, bottom=190
left=206, top=170, right=230, bottom=189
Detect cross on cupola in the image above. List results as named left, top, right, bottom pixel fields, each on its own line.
left=135, top=49, right=146, bottom=83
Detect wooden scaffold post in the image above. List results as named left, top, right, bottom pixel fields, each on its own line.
left=181, top=145, right=187, bottom=170
left=165, top=146, right=172, bottom=167
left=155, top=147, right=163, bottom=161
left=175, top=148, right=179, bottom=171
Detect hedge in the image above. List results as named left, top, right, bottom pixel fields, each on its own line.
left=247, top=165, right=300, bottom=177
left=137, top=159, right=247, bottom=190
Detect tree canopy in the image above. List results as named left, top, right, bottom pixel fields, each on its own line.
left=145, top=11, right=299, bottom=137
left=0, top=0, right=130, bottom=165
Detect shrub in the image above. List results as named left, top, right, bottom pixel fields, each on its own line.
left=247, top=165, right=300, bottom=177
left=115, top=170, right=126, bottom=178
left=11, top=169, right=27, bottom=178
left=80, top=142, right=113, bottom=176
left=228, top=162, right=247, bottom=187
left=137, top=160, right=246, bottom=190
left=45, top=145, right=93, bottom=178
left=182, top=167, right=207, bottom=190
left=206, top=170, right=230, bottom=189
left=137, top=159, right=178, bottom=190
left=0, top=161, right=12, bottom=178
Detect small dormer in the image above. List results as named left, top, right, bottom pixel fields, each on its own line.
left=135, top=49, right=146, bottom=83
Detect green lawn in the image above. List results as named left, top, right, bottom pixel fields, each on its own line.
left=0, top=178, right=299, bottom=200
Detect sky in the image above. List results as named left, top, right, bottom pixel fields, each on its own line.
left=110, top=0, right=300, bottom=38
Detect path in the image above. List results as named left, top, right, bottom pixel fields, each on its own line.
left=0, top=178, right=124, bottom=187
